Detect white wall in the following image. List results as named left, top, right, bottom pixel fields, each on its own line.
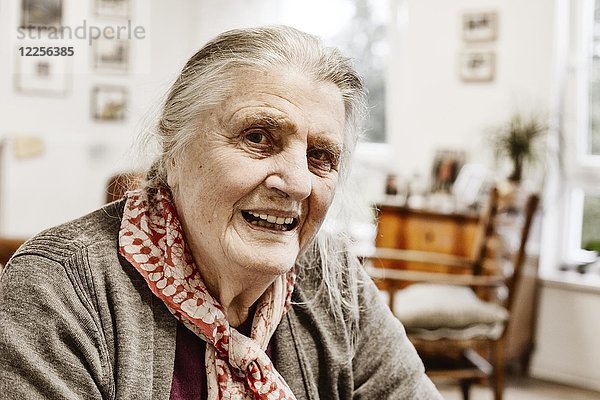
left=193, top=0, right=281, bottom=40
left=532, top=281, right=600, bottom=392
left=388, top=0, right=556, bottom=180
left=0, top=0, right=199, bottom=236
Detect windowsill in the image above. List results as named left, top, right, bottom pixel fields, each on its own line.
left=540, top=269, right=600, bottom=294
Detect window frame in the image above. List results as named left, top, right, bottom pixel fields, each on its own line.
left=558, top=0, right=600, bottom=266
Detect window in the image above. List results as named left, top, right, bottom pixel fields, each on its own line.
left=279, top=0, right=389, bottom=143
left=582, top=194, right=600, bottom=252
left=578, top=0, right=600, bottom=256
left=557, top=0, right=600, bottom=267
left=591, top=0, right=600, bottom=156
left=577, top=0, right=600, bottom=164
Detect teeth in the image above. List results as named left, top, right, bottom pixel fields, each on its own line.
left=245, top=211, right=296, bottom=227
left=250, top=220, right=287, bottom=231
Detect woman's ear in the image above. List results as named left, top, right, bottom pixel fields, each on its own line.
left=166, top=158, right=179, bottom=190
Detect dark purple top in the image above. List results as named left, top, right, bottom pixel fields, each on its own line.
left=169, top=322, right=207, bottom=400
left=170, top=318, right=272, bottom=400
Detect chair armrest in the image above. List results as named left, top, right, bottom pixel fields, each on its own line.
left=370, top=247, right=474, bottom=269
left=365, top=266, right=505, bottom=287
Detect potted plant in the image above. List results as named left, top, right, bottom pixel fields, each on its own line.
left=491, top=113, right=548, bottom=183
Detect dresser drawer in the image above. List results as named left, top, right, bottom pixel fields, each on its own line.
left=374, top=204, right=479, bottom=272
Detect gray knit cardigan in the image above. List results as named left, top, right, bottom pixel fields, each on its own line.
left=0, top=201, right=441, bottom=400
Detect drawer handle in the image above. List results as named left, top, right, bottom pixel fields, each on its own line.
left=425, top=232, right=435, bottom=243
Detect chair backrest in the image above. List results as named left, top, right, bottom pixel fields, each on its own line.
left=471, top=186, right=500, bottom=276
left=0, top=237, right=28, bottom=271
left=500, top=190, right=540, bottom=312
left=473, top=187, right=540, bottom=311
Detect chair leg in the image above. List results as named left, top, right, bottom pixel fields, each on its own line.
left=460, top=379, right=471, bottom=400
left=493, top=339, right=505, bottom=400
left=519, top=345, right=534, bottom=376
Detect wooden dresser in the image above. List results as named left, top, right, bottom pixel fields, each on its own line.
left=374, top=203, right=480, bottom=274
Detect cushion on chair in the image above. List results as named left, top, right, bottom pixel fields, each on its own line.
left=391, top=283, right=509, bottom=340
left=378, top=289, right=391, bottom=306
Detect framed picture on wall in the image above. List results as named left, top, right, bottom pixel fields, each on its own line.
left=430, top=150, right=466, bottom=193
left=459, top=50, right=495, bottom=82
left=91, top=86, right=128, bottom=122
left=92, top=39, right=129, bottom=72
left=462, top=11, right=498, bottom=42
left=15, top=49, right=69, bottom=96
left=20, top=0, right=63, bottom=29
left=95, top=0, right=130, bottom=19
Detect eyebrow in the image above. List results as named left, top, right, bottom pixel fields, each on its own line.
left=240, top=111, right=344, bottom=154
left=242, top=112, right=290, bottom=131
left=310, top=137, right=343, bottom=161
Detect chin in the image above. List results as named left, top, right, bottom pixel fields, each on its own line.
left=245, top=256, right=297, bottom=276
left=225, top=232, right=301, bottom=276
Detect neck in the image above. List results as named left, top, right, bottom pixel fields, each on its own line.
left=196, top=261, right=276, bottom=327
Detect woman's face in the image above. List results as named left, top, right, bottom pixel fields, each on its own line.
left=168, top=67, right=346, bottom=277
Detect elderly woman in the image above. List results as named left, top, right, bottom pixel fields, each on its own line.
left=0, top=26, right=441, bottom=399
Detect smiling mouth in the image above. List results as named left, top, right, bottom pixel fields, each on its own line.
left=241, top=211, right=298, bottom=232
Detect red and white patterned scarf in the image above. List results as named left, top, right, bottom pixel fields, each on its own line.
left=119, top=187, right=297, bottom=400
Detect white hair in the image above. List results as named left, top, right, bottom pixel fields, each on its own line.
left=141, top=25, right=368, bottom=340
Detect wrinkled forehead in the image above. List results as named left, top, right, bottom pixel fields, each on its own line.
left=216, top=66, right=347, bottom=137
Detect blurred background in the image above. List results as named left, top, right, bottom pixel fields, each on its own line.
left=1, top=0, right=600, bottom=398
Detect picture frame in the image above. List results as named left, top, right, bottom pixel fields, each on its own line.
left=430, top=150, right=466, bottom=193
left=91, top=86, right=128, bottom=122
left=92, top=39, right=129, bottom=72
left=15, top=50, right=69, bottom=96
left=452, top=163, right=489, bottom=208
left=459, top=50, right=495, bottom=82
left=95, top=0, right=130, bottom=19
left=462, top=11, right=498, bottom=42
left=20, top=0, right=63, bottom=29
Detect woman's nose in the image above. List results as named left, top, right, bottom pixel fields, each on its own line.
left=264, top=151, right=312, bottom=201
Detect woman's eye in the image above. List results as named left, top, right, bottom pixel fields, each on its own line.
left=245, top=131, right=268, bottom=144
left=243, top=130, right=273, bottom=151
left=307, top=148, right=334, bottom=173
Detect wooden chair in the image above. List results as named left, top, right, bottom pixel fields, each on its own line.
left=366, top=187, right=540, bottom=400
left=0, top=237, right=27, bottom=266
left=0, top=237, right=28, bottom=272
